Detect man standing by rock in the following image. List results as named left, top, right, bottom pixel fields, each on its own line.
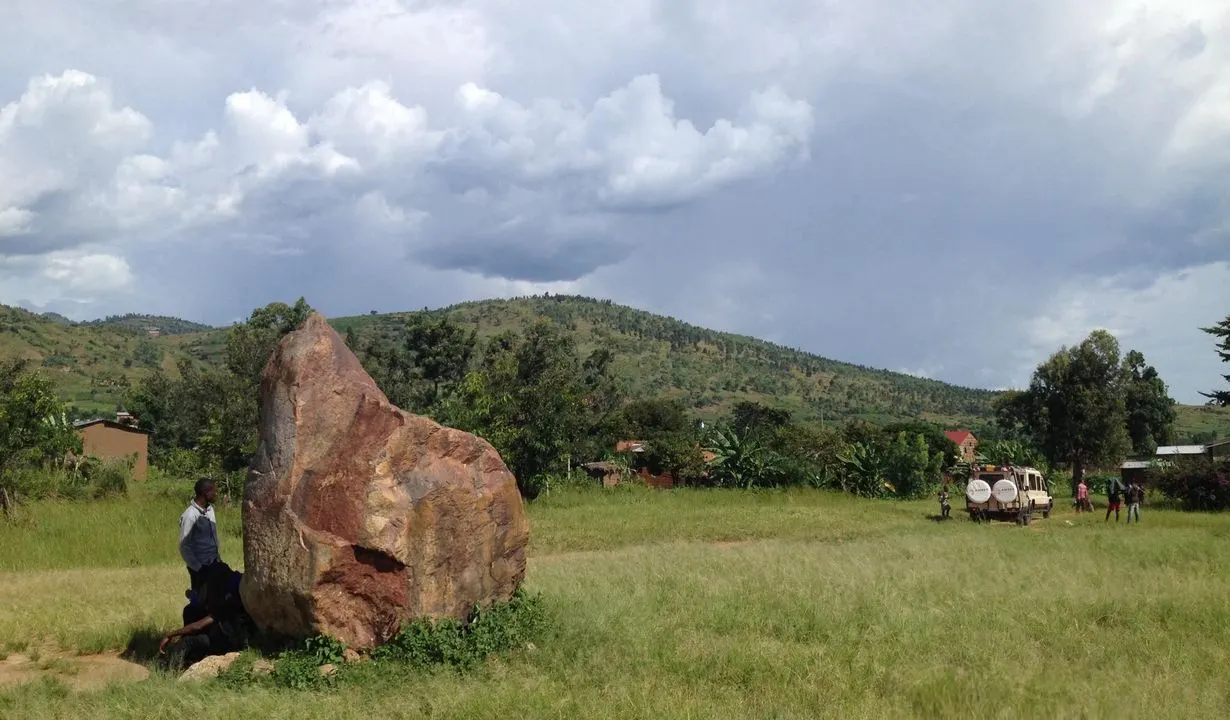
left=180, top=477, right=221, bottom=597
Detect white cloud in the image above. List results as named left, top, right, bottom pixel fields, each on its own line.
left=0, top=250, right=133, bottom=314
left=0, top=67, right=811, bottom=283
left=0, top=71, right=152, bottom=250
left=2, top=0, right=1230, bottom=400
left=41, top=251, right=134, bottom=293
left=1023, top=261, right=1230, bottom=402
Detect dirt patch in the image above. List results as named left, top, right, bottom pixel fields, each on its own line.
left=0, top=650, right=149, bottom=691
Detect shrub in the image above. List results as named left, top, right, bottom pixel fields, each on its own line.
left=0, top=455, right=130, bottom=507
left=1154, top=457, right=1230, bottom=512
left=219, top=589, right=548, bottom=691
left=371, top=588, right=546, bottom=670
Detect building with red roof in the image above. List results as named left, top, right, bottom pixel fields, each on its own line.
left=944, top=430, right=978, bottom=463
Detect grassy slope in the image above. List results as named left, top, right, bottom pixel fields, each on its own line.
left=0, top=306, right=212, bottom=415
left=4, top=296, right=1230, bottom=438
left=2, top=485, right=1230, bottom=718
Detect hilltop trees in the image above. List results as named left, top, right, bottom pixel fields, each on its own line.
left=1202, top=314, right=1230, bottom=406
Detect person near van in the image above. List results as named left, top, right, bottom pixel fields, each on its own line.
left=1105, top=479, right=1123, bottom=522
left=180, top=478, right=221, bottom=598
left=1126, top=482, right=1144, bottom=523
left=1076, top=479, right=1090, bottom=513
left=938, top=486, right=951, bottom=520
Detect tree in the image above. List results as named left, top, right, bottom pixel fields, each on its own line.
left=1005, top=330, right=1130, bottom=488
left=1201, top=314, right=1230, bottom=406
left=224, top=298, right=313, bottom=384
left=884, top=432, right=945, bottom=499
left=0, top=360, right=78, bottom=514
left=438, top=321, right=588, bottom=497
left=730, top=401, right=791, bottom=439
left=128, top=299, right=313, bottom=473
left=706, top=425, right=782, bottom=489
left=1122, top=350, right=1176, bottom=455
left=348, top=313, right=476, bottom=413
left=132, top=340, right=163, bottom=368
left=882, top=420, right=960, bottom=468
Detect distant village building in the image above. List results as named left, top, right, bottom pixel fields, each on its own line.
left=1120, top=440, right=1230, bottom=487
left=944, top=430, right=978, bottom=463
left=1154, top=445, right=1210, bottom=458
left=73, top=414, right=151, bottom=481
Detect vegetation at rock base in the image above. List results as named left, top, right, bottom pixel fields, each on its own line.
left=208, top=590, right=546, bottom=692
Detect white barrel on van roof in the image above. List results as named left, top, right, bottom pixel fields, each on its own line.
left=992, top=479, right=1019, bottom=504
left=965, top=478, right=992, bottom=504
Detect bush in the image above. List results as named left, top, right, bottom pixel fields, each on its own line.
left=152, top=448, right=208, bottom=481
left=372, top=588, right=546, bottom=670
left=1155, top=457, right=1230, bottom=512
left=80, top=456, right=131, bottom=499
left=0, top=456, right=130, bottom=510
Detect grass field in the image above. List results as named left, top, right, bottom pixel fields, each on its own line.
left=2, top=484, right=1230, bottom=719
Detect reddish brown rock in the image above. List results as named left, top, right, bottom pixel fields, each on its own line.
left=239, top=313, right=529, bottom=649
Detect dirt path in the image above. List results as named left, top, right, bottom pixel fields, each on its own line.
left=0, top=649, right=149, bottom=691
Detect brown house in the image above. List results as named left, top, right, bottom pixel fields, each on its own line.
left=944, top=430, right=978, bottom=464
left=74, top=417, right=151, bottom=481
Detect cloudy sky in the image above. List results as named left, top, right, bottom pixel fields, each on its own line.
left=2, top=0, right=1228, bottom=402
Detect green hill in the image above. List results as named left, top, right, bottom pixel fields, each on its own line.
left=0, top=305, right=209, bottom=415
left=3, top=296, right=1229, bottom=441
left=333, top=296, right=1000, bottom=429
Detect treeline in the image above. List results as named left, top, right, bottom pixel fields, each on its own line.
left=78, top=313, right=213, bottom=335
left=4, top=298, right=1228, bottom=514
left=347, top=309, right=961, bottom=499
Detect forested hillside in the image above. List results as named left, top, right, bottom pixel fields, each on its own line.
left=3, top=296, right=1228, bottom=441
left=333, top=295, right=999, bottom=430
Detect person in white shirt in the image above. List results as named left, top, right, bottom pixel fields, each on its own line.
left=180, top=478, right=221, bottom=597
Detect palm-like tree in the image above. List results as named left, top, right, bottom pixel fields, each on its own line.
left=705, top=426, right=782, bottom=489
left=836, top=441, right=893, bottom=497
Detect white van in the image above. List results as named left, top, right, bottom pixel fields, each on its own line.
left=965, top=465, right=1053, bottom=522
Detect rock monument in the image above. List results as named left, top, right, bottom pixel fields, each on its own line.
left=239, top=313, right=530, bottom=649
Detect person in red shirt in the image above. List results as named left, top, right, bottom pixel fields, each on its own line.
left=1076, top=479, right=1090, bottom=513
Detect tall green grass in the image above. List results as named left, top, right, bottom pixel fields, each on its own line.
left=2, top=485, right=1229, bottom=718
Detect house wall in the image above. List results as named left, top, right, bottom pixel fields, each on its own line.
left=76, top=424, right=149, bottom=481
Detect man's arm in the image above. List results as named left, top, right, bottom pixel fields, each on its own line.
left=159, top=615, right=216, bottom=654
left=179, top=509, right=200, bottom=570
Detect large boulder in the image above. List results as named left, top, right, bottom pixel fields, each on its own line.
left=239, top=313, right=530, bottom=649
